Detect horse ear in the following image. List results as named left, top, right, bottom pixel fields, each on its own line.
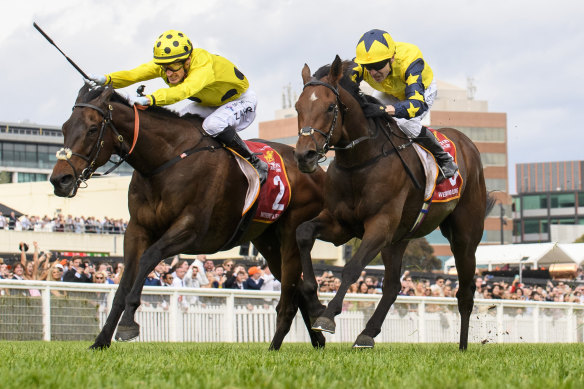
left=302, top=64, right=311, bottom=84
left=329, top=55, right=343, bottom=85
left=96, top=85, right=115, bottom=105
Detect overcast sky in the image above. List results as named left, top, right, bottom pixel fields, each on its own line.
left=2, top=0, right=583, bottom=193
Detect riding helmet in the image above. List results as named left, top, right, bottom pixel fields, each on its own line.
left=354, top=29, right=396, bottom=65
left=153, top=30, right=193, bottom=64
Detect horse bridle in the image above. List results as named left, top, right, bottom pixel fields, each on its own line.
left=300, top=80, right=374, bottom=160
left=299, top=80, right=342, bottom=158
left=56, top=102, right=127, bottom=189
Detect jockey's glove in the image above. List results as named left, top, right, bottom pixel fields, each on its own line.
left=362, top=103, right=389, bottom=118
left=135, top=96, right=151, bottom=106
left=86, top=74, right=107, bottom=86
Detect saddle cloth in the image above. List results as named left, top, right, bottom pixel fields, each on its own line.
left=406, top=129, right=462, bottom=235
left=228, top=141, right=291, bottom=224
left=412, top=129, right=463, bottom=202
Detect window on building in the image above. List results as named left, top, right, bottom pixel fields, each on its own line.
left=456, top=127, right=506, bottom=142
left=578, top=192, right=584, bottom=207
left=550, top=193, right=575, bottom=208
left=522, top=194, right=548, bottom=210
left=17, top=172, right=48, bottom=183
left=524, top=219, right=548, bottom=234
left=480, top=153, right=506, bottom=166
left=485, top=178, right=507, bottom=192
left=512, top=197, right=521, bottom=213
left=513, top=220, right=521, bottom=236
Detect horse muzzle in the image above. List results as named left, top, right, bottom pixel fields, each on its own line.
left=50, top=171, right=78, bottom=198
left=294, top=149, right=319, bottom=174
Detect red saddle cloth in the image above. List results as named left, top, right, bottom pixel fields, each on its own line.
left=430, top=129, right=463, bottom=202
left=246, top=141, right=292, bottom=223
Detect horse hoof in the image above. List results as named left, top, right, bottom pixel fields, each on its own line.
left=311, top=317, right=336, bottom=334
left=352, top=334, right=375, bottom=349
left=88, top=342, right=110, bottom=351
left=311, top=332, right=326, bottom=349
left=115, top=325, right=140, bottom=342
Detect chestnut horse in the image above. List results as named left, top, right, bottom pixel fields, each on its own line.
left=50, top=84, right=326, bottom=350
left=294, top=56, right=495, bottom=350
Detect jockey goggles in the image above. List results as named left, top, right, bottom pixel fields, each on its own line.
left=363, top=59, right=389, bottom=72
left=161, top=61, right=186, bottom=73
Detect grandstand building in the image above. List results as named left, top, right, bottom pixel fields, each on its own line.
left=259, top=80, right=511, bottom=262
left=512, top=160, right=584, bottom=243
left=0, top=121, right=133, bottom=184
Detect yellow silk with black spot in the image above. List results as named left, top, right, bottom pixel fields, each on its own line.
left=105, top=48, right=249, bottom=107
left=352, top=42, right=433, bottom=119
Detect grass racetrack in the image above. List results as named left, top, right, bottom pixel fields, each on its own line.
left=1, top=342, right=583, bottom=388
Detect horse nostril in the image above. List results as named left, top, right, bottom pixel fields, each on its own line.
left=305, top=150, right=318, bottom=161
left=51, top=174, right=74, bottom=188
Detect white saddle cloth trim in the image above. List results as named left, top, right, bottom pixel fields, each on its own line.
left=230, top=150, right=260, bottom=216
left=412, top=144, right=439, bottom=201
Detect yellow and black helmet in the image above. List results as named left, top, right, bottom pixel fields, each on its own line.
left=355, top=29, right=396, bottom=65
left=153, top=30, right=193, bottom=64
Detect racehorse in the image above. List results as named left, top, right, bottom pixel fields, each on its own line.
left=294, top=56, right=496, bottom=350
left=50, top=84, right=327, bottom=350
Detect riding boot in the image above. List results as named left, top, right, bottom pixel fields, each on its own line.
left=414, top=127, right=458, bottom=181
left=215, top=126, right=269, bottom=184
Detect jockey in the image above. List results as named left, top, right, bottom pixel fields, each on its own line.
left=351, top=29, right=458, bottom=181
left=87, top=29, right=268, bottom=183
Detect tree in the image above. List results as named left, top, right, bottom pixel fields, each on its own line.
left=346, top=237, right=441, bottom=271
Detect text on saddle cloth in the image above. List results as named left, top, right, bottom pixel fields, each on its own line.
left=413, top=129, right=463, bottom=203
left=429, top=129, right=462, bottom=203
left=230, top=141, right=292, bottom=223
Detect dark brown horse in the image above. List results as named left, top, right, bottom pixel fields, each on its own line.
left=294, top=56, right=495, bottom=350
left=50, top=84, right=326, bottom=350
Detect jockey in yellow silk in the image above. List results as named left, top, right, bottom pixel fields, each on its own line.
left=352, top=29, right=458, bottom=181
left=87, top=30, right=267, bottom=183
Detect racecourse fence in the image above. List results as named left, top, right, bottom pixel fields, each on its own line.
left=1, top=280, right=583, bottom=344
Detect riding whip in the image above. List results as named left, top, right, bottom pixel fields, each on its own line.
left=33, top=22, right=90, bottom=79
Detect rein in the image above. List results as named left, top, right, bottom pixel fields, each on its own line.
left=57, top=99, right=220, bottom=189
left=56, top=102, right=129, bottom=189
left=299, top=79, right=422, bottom=189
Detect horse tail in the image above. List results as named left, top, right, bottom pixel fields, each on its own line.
left=485, top=191, right=498, bottom=219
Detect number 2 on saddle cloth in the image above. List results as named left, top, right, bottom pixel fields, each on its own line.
left=244, top=141, right=291, bottom=223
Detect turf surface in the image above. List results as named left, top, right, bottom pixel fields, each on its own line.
left=1, top=342, right=583, bottom=388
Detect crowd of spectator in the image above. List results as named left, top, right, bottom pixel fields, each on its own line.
left=396, top=270, right=584, bottom=304
left=2, top=240, right=583, bottom=306
left=0, top=211, right=127, bottom=234
left=0, top=242, right=281, bottom=296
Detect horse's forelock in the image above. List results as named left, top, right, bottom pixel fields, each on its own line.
left=311, top=60, right=362, bottom=102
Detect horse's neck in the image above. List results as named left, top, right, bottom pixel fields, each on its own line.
left=112, top=104, right=204, bottom=174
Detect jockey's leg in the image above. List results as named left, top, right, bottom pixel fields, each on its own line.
left=413, top=126, right=459, bottom=181
left=199, top=89, right=268, bottom=184
left=214, top=127, right=268, bottom=184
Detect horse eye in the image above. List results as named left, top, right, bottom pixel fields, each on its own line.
left=87, top=125, right=98, bottom=134
left=327, top=104, right=336, bottom=113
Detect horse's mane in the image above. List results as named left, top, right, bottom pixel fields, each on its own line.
left=78, top=84, right=203, bottom=125
left=312, top=60, right=373, bottom=106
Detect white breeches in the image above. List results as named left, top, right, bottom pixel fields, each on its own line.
left=373, top=80, right=437, bottom=138
left=178, top=89, right=257, bottom=136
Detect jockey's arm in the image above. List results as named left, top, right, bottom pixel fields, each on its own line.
left=391, top=59, right=429, bottom=119
left=105, top=61, right=160, bottom=89
left=147, top=64, right=215, bottom=106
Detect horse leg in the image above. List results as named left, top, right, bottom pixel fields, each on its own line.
left=440, top=202, right=484, bottom=351
left=90, top=222, right=148, bottom=349
left=303, top=215, right=389, bottom=334
left=254, top=229, right=325, bottom=350
left=116, top=224, right=200, bottom=341
left=353, top=241, right=408, bottom=348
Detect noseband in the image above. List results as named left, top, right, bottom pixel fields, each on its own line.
left=56, top=102, right=127, bottom=189
left=299, top=80, right=342, bottom=158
